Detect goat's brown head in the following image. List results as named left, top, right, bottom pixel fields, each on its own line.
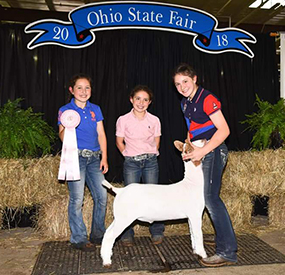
left=174, top=139, right=201, bottom=166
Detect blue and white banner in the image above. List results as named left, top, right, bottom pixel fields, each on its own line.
left=25, top=1, right=256, bottom=58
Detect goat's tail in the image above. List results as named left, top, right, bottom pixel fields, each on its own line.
left=101, top=179, right=122, bottom=195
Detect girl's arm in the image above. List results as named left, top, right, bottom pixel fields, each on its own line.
left=97, top=121, right=109, bottom=174
left=155, top=136, right=160, bottom=151
left=184, top=110, right=230, bottom=162
left=59, top=124, right=65, bottom=142
left=116, top=136, right=125, bottom=154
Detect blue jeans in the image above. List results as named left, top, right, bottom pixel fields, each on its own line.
left=67, top=155, right=107, bottom=244
left=121, top=155, right=165, bottom=240
left=202, top=143, right=238, bottom=262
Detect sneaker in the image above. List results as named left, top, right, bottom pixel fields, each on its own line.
left=152, top=235, right=164, bottom=245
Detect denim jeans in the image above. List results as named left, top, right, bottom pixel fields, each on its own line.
left=202, top=143, right=238, bottom=262
left=121, top=155, right=165, bottom=240
left=67, top=154, right=107, bottom=244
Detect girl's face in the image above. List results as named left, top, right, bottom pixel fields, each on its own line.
left=174, top=73, right=197, bottom=99
left=130, top=91, right=151, bottom=114
left=69, top=78, right=91, bottom=107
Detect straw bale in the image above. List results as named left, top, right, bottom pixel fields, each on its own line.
left=36, top=194, right=88, bottom=240
left=268, top=193, right=285, bottom=228
left=37, top=186, right=119, bottom=239
left=0, top=209, right=2, bottom=227
left=222, top=191, right=252, bottom=231
left=222, top=149, right=285, bottom=196
left=199, top=191, right=252, bottom=234
left=2, top=148, right=285, bottom=234
left=0, top=156, right=67, bottom=209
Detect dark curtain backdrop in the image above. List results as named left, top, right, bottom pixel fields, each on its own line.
left=0, top=23, right=280, bottom=183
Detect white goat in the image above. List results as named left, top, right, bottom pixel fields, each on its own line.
left=100, top=140, right=207, bottom=267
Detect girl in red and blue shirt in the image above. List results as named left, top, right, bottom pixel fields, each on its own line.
left=173, top=63, right=237, bottom=267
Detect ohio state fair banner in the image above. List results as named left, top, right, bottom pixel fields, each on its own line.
left=25, top=1, right=256, bottom=58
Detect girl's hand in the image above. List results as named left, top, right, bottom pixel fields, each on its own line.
left=100, top=159, right=109, bottom=174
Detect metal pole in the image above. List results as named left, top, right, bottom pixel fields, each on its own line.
left=280, top=32, right=285, bottom=99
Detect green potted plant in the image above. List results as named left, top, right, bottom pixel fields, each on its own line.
left=0, top=98, right=56, bottom=158
left=241, top=95, right=285, bottom=150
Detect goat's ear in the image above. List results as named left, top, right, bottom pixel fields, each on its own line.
left=174, top=140, right=183, bottom=152
left=184, top=143, right=193, bottom=153
left=183, top=138, right=194, bottom=153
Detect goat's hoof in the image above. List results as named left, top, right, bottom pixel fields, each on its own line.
left=103, top=264, right=112, bottom=269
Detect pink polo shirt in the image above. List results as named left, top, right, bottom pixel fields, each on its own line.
left=116, top=109, right=161, bottom=157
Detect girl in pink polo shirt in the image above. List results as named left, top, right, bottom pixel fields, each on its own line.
left=116, top=85, right=165, bottom=246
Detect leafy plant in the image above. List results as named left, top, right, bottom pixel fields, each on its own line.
left=0, top=98, right=56, bottom=158
left=241, top=95, right=285, bottom=150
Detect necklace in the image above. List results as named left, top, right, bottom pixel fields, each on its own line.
left=188, top=88, right=197, bottom=102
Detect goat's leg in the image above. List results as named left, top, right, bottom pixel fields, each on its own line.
left=100, top=218, right=135, bottom=267
left=187, top=216, right=207, bottom=258
left=101, top=221, right=116, bottom=267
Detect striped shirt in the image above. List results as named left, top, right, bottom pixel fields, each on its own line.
left=181, top=86, right=221, bottom=141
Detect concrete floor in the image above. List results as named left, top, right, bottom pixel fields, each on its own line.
left=0, top=224, right=285, bottom=275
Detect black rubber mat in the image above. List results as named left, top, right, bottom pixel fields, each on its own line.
left=32, top=234, right=285, bottom=274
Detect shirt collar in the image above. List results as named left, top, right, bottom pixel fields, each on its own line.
left=191, top=86, right=203, bottom=103
left=131, top=108, right=148, bottom=120
left=71, top=98, right=91, bottom=110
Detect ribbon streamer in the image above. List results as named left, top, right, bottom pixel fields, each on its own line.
left=58, top=110, right=81, bottom=181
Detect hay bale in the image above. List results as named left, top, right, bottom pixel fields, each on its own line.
left=201, top=213, right=214, bottom=234
left=223, top=149, right=285, bottom=196
left=200, top=175, right=253, bottom=234
left=37, top=193, right=96, bottom=240
left=1, top=148, right=285, bottom=234
left=36, top=194, right=69, bottom=239
left=0, top=156, right=67, bottom=209
left=0, top=209, right=3, bottom=228
left=222, top=149, right=285, bottom=232
left=268, top=194, right=285, bottom=228
left=37, top=186, right=118, bottom=239
left=222, top=191, right=252, bottom=231
left=199, top=193, right=252, bottom=234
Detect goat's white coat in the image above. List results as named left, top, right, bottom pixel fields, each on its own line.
left=100, top=140, right=207, bottom=266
